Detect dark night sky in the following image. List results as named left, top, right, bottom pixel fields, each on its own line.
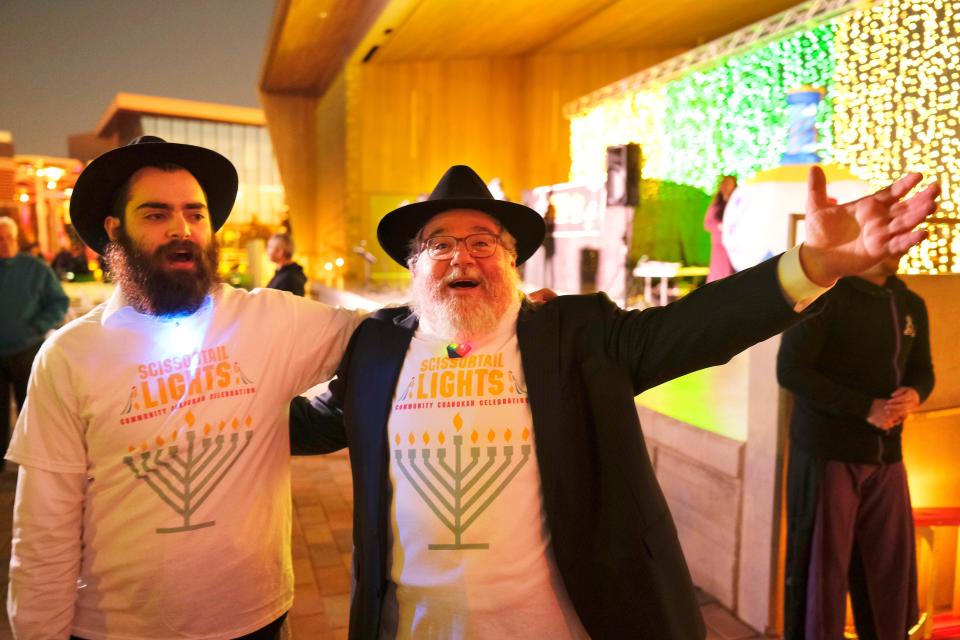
left=0, top=0, right=277, bottom=157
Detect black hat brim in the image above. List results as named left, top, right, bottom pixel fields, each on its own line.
left=70, top=142, right=238, bottom=254
left=377, top=197, right=545, bottom=268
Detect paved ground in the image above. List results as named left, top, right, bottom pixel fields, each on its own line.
left=0, top=454, right=771, bottom=638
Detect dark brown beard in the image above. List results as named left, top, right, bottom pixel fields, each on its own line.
left=104, top=229, right=220, bottom=317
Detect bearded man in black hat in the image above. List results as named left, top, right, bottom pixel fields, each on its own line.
left=5, top=137, right=361, bottom=640
left=290, top=164, right=941, bottom=639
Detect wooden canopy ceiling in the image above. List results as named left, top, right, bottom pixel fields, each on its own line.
left=261, top=0, right=807, bottom=96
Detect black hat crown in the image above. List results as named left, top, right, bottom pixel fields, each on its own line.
left=376, top=164, right=545, bottom=267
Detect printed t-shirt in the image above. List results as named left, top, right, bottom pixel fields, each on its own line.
left=383, top=303, right=588, bottom=638
left=6, top=284, right=360, bottom=639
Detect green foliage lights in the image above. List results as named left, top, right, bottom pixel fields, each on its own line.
left=661, top=24, right=837, bottom=193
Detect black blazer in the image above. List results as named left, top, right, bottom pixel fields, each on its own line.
left=291, top=255, right=802, bottom=639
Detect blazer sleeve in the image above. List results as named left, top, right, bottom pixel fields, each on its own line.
left=290, top=391, right=347, bottom=455
left=601, top=255, right=804, bottom=393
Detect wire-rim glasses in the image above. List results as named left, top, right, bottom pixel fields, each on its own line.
left=422, top=233, right=501, bottom=260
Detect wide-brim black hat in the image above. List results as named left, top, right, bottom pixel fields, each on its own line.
left=70, top=135, right=238, bottom=254
left=377, top=165, right=545, bottom=267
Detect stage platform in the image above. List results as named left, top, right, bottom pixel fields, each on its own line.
left=637, top=351, right=749, bottom=442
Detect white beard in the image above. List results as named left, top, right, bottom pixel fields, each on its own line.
left=410, top=261, right=521, bottom=341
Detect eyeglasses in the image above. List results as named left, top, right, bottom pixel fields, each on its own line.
left=421, top=233, right=501, bottom=260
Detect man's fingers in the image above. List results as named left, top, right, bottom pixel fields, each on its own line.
left=528, top=288, right=558, bottom=303
left=806, top=166, right=829, bottom=211
left=888, top=229, right=928, bottom=255
left=878, top=172, right=924, bottom=203
left=888, top=182, right=941, bottom=232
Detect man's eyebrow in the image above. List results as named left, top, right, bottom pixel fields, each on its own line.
left=135, top=202, right=173, bottom=211
left=426, top=224, right=497, bottom=237
left=135, top=201, right=207, bottom=211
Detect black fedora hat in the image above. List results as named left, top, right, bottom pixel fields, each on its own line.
left=70, top=136, right=238, bottom=254
left=377, top=165, right=545, bottom=267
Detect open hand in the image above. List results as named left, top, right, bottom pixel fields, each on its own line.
left=800, top=167, right=941, bottom=286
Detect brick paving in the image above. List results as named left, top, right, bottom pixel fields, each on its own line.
left=0, top=454, right=771, bottom=638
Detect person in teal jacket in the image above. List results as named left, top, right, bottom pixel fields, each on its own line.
left=0, top=216, right=69, bottom=461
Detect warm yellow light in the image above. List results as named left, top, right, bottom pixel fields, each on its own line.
left=833, top=0, right=959, bottom=274
left=46, top=180, right=57, bottom=190
left=335, top=257, right=344, bottom=267
left=18, top=193, right=29, bottom=203
left=324, top=262, right=333, bottom=271
left=569, top=88, right=666, bottom=184
left=37, top=166, right=65, bottom=181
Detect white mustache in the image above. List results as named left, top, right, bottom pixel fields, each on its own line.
left=440, top=268, right=484, bottom=287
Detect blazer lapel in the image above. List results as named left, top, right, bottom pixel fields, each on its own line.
left=358, top=311, right=417, bottom=435
left=517, top=301, right=560, bottom=494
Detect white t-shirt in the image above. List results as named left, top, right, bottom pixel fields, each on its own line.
left=6, top=284, right=360, bottom=639
left=382, top=302, right=588, bottom=638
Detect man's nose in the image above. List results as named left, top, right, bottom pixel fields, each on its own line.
left=449, top=241, right=476, bottom=266
left=168, top=213, right=192, bottom=239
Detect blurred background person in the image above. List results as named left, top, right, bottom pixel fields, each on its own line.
left=266, top=231, right=306, bottom=296
left=704, top=175, right=737, bottom=282
left=0, top=216, right=68, bottom=465
left=51, top=240, right=92, bottom=282
left=542, top=191, right=556, bottom=288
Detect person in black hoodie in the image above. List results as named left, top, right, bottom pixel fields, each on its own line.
left=266, top=232, right=307, bottom=296
left=778, top=255, right=934, bottom=640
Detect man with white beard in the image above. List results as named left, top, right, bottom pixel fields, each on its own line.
left=6, top=137, right=361, bottom=639
left=290, top=163, right=941, bottom=639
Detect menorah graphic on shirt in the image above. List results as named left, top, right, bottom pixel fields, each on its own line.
left=123, top=411, right=253, bottom=534
left=394, top=414, right=531, bottom=550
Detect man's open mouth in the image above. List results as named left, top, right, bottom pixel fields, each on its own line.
left=448, top=278, right=479, bottom=289
left=165, top=249, right=197, bottom=265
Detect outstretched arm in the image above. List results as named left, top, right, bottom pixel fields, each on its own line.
left=799, top=167, right=940, bottom=286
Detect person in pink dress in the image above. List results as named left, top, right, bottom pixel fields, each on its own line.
left=704, top=175, right=737, bottom=282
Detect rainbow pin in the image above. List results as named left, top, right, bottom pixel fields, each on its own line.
left=446, top=342, right=472, bottom=358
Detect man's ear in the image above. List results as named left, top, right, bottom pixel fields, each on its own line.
left=104, top=216, right=121, bottom=242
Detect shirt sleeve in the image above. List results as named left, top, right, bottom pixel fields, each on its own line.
left=280, top=294, right=366, bottom=397
left=7, top=465, right=86, bottom=639
left=5, top=341, right=88, bottom=474
left=777, top=245, right=831, bottom=312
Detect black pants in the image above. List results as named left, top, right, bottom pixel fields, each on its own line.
left=71, top=612, right=287, bottom=640
left=0, top=341, right=42, bottom=457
